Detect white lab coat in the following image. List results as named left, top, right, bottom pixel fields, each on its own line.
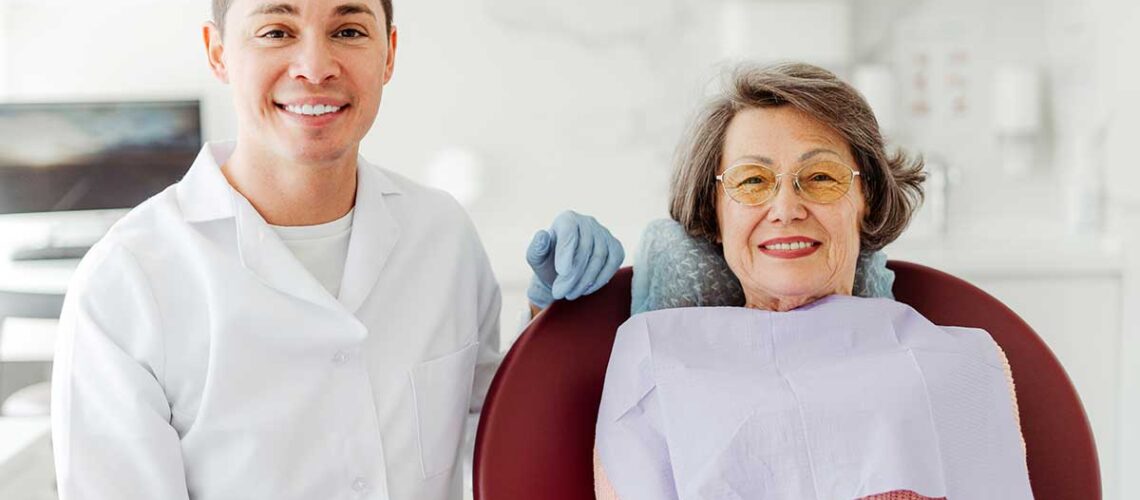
left=51, top=142, right=503, bottom=500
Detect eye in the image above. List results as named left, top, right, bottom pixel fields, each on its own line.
left=739, top=176, right=767, bottom=186
left=801, top=164, right=845, bottom=183
left=335, top=28, right=367, bottom=38
left=259, top=29, right=290, bottom=39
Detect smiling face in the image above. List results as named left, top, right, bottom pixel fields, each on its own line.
left=204, top=0, right=396, bottom=165
left=716, top=106, right=866, bottom=311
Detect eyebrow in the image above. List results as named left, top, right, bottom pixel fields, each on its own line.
left=249, top=2, right=375, bottom=18
left=798, top=148, right=842, bottom=162
left=251, top=3, right=298, bottom=16
left=733, top=154, right=775, bottom=165
left=730, top=148, right=841, bottom=166
left=335, top=3, right=377, bottom=18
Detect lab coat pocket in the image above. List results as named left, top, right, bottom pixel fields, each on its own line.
left=410, top=342, right=480, bottom=478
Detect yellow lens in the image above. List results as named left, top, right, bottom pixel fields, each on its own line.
left=723, top=164, right=776, bottom=205
left=797, top=162, right=853, bottom=203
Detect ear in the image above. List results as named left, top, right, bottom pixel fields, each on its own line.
left=382, top=26, right=398, bottom=85
left=203, top=21, right=229, bottom=84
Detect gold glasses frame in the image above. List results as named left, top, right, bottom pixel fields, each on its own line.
left=715, top=162, right=861, bottom=206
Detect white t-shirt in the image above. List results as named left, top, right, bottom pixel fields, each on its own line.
left=269, top=209, right=354, bottom=297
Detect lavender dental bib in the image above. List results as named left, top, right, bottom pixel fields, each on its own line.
left=596, top=296, right=1033, bottom=500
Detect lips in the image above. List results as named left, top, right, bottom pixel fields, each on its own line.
left=280, top=103, right=343, bottom=116
left=275, top=97, right=350, bottom=117
left=758, top=236, right=821, bottom=259
left=274, top=98, right=350, bottom=125
left=275, top=96, right=349, bottom=108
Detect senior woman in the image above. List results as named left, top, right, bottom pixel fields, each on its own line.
left=593, top=63, right=1033, bottom=500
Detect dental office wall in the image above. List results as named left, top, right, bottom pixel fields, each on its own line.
left=1, top=0, right=1138, bottom=498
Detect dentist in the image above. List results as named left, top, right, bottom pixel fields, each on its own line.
left=50, top=1, right=623, bottom=499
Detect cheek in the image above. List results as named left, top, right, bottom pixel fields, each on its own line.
left=715, top=195, right=741, bottom=245
left=716, top=199, right=761, bottom=263
left=233, top=61, right=277, bottom=96
left=357, top=51, right=389, bottom=86
left=824, top=201, right=863, bottom=256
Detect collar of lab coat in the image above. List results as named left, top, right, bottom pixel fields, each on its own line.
left=176, top=141, right=403, bottom=313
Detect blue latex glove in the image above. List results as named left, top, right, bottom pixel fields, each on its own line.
left=526, top=210, right=625, bottom=309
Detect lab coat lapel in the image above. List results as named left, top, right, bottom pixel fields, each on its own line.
left=233, top=193, right=343, bottom=311
left=179, top=141, right=343, bottom=311
left=338, top=160, right=401, bottom=313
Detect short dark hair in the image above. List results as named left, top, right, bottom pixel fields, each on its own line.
left=669, top=62, right=926, bottom=253
left=212, top=0, right=394, bottom=35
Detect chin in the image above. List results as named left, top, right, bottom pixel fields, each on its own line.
left=757, top=269, right=836, bottom=295
left=284, top=139, right=354, bottom=164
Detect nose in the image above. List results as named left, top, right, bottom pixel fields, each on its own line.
left=765, top=175, right=808, bottom=225
left=289, top=35, right=340, bottom=84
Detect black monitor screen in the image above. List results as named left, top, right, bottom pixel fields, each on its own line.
left=0, top=100, right=201, bottom=214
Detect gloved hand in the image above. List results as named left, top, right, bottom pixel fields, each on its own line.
left=526, top=210, right=625, bottom=309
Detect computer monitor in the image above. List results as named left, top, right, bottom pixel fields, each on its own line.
left=0, top=99, right=202, bottom=215
left=0, top=99, right=202, bottom=256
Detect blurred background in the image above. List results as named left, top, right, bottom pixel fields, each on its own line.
left=0, top=0, right=1137, bottom=498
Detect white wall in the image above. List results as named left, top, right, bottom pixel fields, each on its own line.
left=1080, top=2, right=1140, bottom=497
left=880, top=0, right=1063, bottom=237
left=1097, top=0, right=1140, bottom=209
left=3, top=2, right=208, bottom=97
left=361, top=0, right=708, bottom=285
left=0, top=0, right=233, bottom=139
left=0, top=5, right=8, bottom=97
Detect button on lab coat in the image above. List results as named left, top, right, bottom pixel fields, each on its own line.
left=51, top=142, right=502, bottom=500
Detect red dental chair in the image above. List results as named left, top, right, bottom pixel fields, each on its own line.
left=473, top=262, right=1100, bottom=499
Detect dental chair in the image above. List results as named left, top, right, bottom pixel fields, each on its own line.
left=473, top=263, right=1101, bottom=500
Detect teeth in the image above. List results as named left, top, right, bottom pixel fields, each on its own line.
left=283, top=104, right=342, bottom=116
left=765, top=241, right=814, bottom=251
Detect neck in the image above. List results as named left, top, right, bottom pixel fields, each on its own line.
left=745, top=294, right=825, bottom=312
left=221, top=140, right=358, bottom=226
left=744, top=284, right=853, bottom=312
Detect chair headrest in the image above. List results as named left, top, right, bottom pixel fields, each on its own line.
left=631, top=219, right=894, bottom=315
